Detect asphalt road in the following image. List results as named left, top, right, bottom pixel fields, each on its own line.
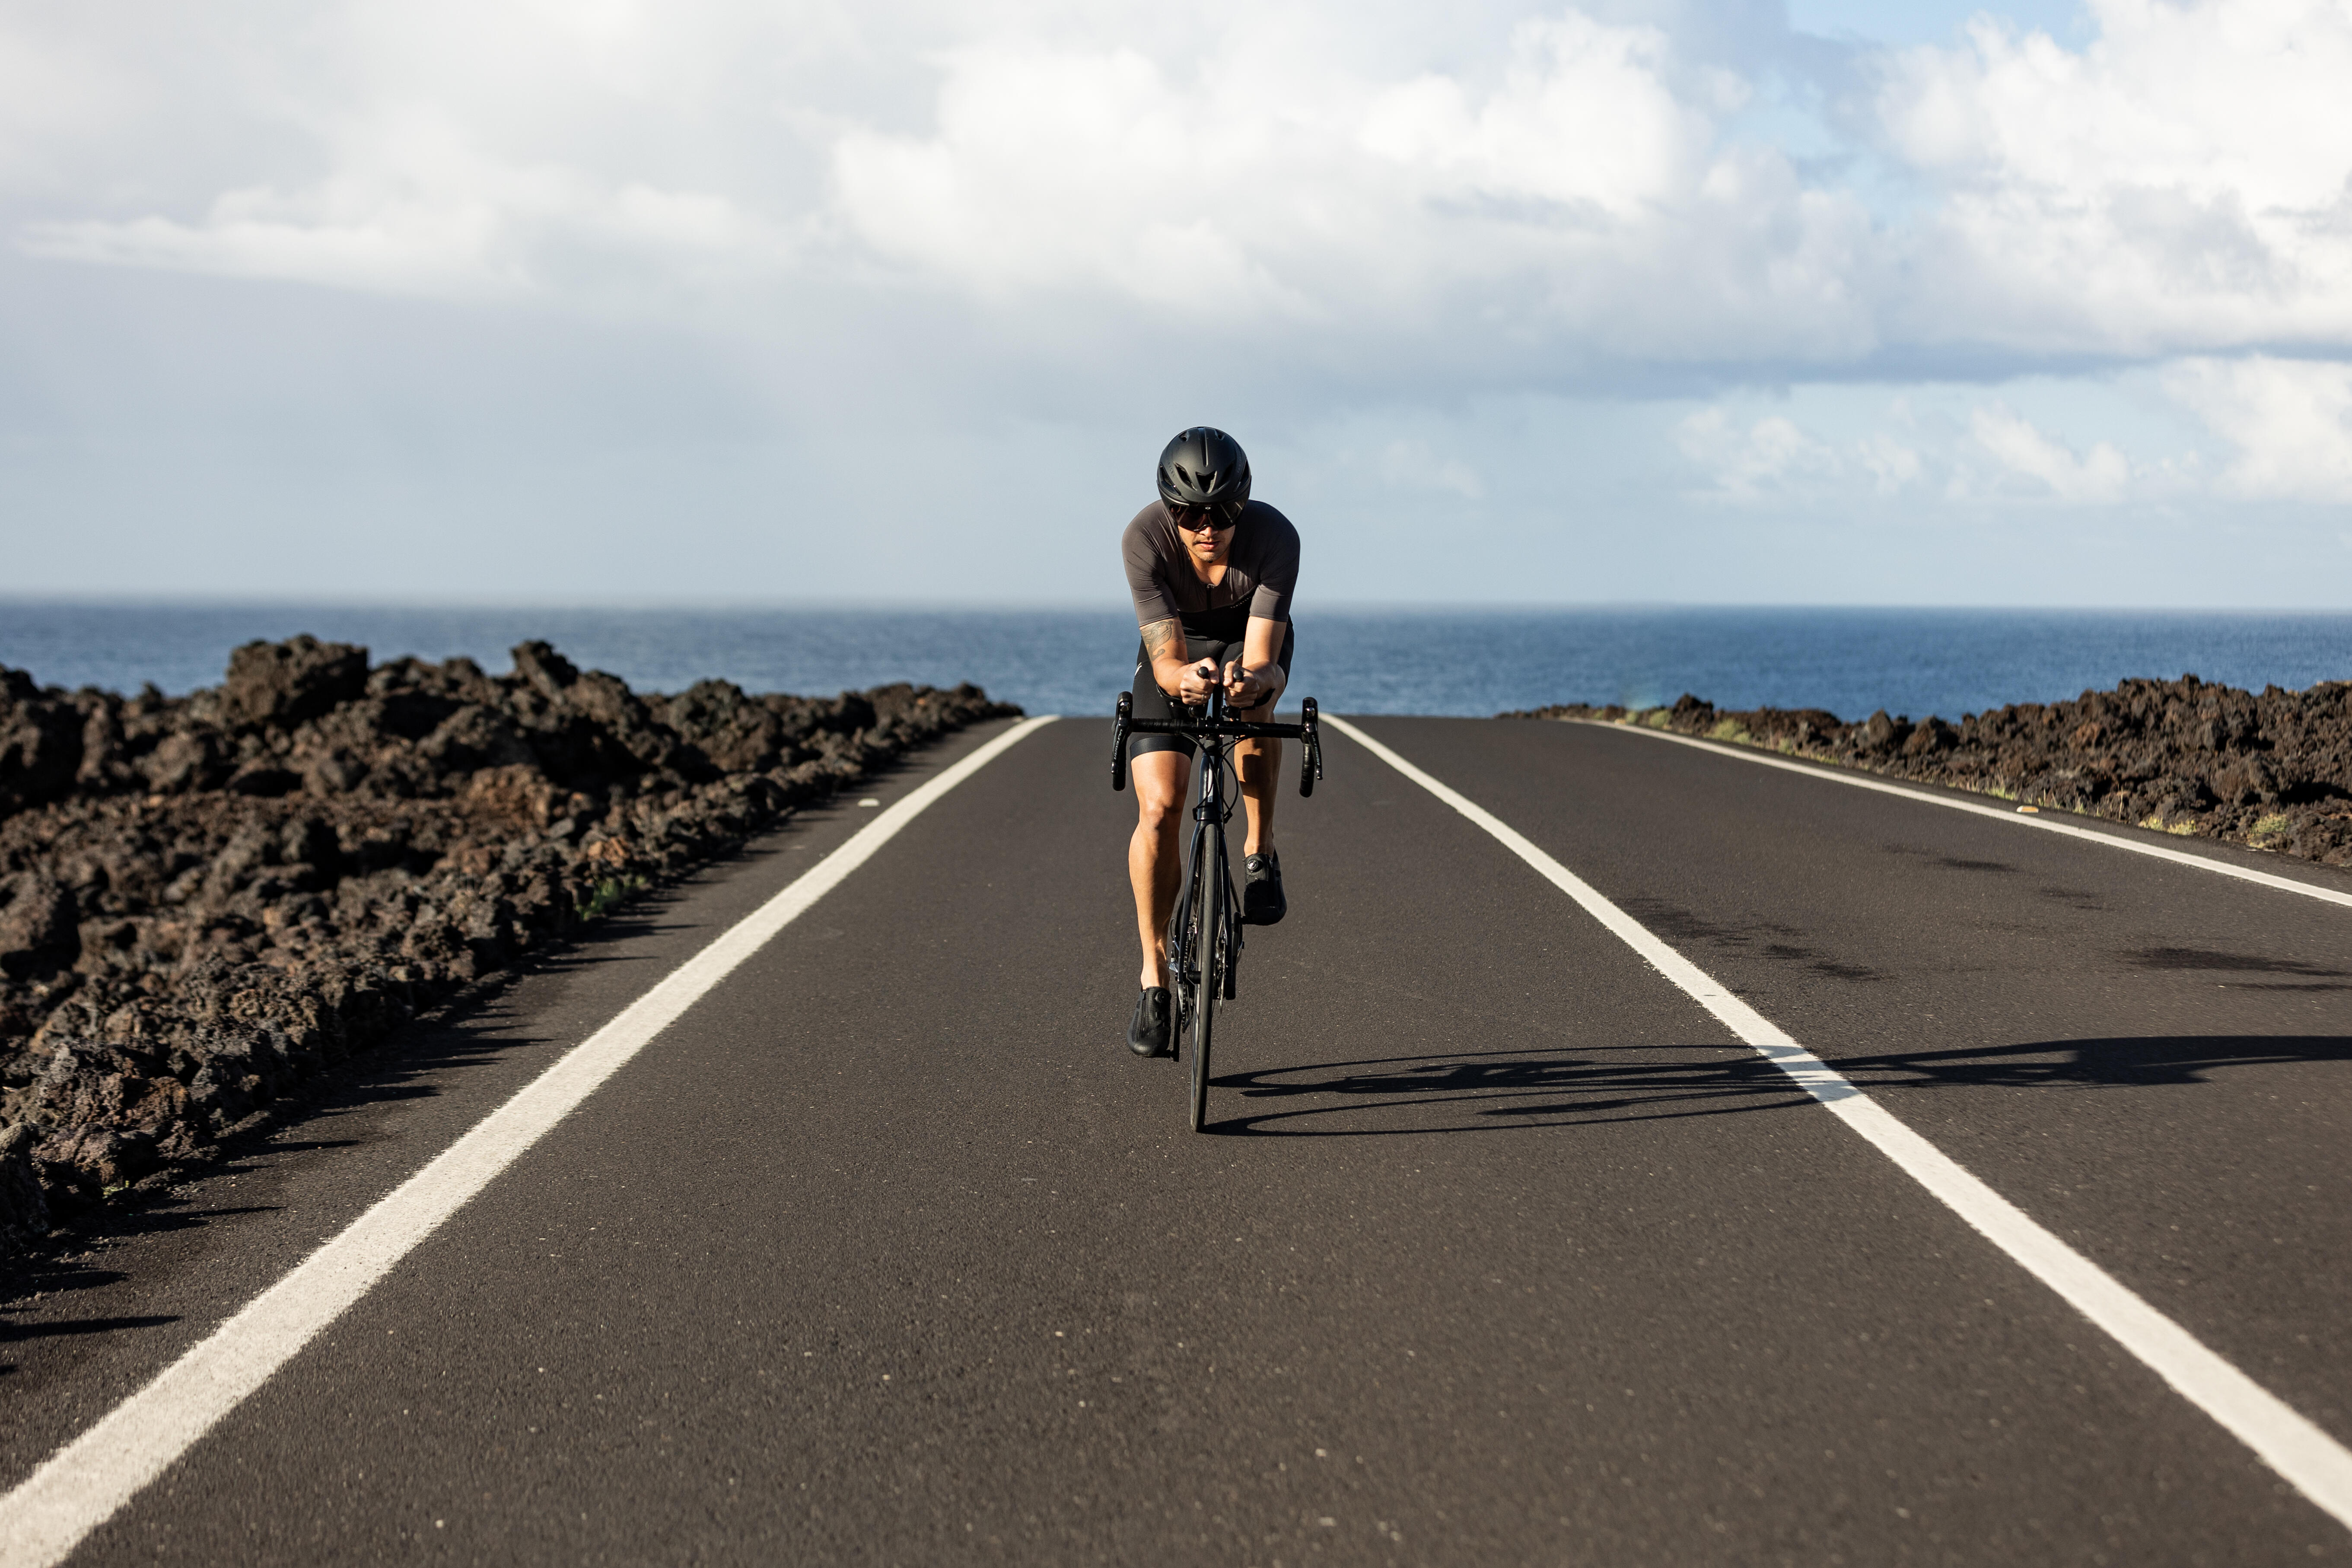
left=5, top=714, right=2349, bottom=1565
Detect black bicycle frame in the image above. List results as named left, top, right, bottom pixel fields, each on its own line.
left=1105, top=681, right=1317, bottom=992
left=1111, top=681, right=1324, bottom=1127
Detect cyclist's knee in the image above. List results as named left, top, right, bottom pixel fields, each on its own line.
left=1136, top=789, right=1184, bottom=834
left=1130, top=751, right=1189, bottom=825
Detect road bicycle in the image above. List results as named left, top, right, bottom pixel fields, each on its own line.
left=1112, top=677, right=1324, bottom=1132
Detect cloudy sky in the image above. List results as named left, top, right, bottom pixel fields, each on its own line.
left=3, top=0, right=2348, bottom=607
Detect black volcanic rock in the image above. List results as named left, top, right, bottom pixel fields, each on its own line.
left=222, top=636, right=370, bottom=730
left=1506, top=674, right=2352, bottom=868
left=0, top=669, right=88, bottom=817
left=0, top=639, right=1018, bottom=1243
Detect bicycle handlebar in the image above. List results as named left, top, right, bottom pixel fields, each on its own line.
left=1111, top=690, right=1324, bottom=797
left=1120, top=718, right=1312, bottom=741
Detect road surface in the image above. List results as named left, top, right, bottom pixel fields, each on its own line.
left=4, top=714, right=2349, bottom=1565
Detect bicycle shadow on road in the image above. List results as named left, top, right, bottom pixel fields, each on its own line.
left=1210, top=1045, right=1814, bottom=1137
left=1830, top=1034, right=2352, bottom=1090
left=1209, top=1034, right=2352, bottom=1136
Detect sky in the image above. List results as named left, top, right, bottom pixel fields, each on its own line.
left=2, top=0, right=2349, bottom=608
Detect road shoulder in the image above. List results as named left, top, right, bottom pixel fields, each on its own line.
left=0, top=718, right=1025, bottom=1495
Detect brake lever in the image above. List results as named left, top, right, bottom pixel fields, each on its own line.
left=1111, top=690, right=1132, bottom=792
left=1298, top=697, right=1322, bottom=797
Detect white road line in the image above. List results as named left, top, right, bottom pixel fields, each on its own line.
left=0, top=716, right=1059, bottom=1568
left=1325, top=713, right=2352, bottom=1535
left=1588, top=718, right=2352, bottom=910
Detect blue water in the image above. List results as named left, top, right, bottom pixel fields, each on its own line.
left=2, top=601, right=2348, bottom=723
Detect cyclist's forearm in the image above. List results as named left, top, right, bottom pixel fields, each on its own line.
left=1234, top=615, right=1287, bottom=706
left=1150, top=650, right=1204, bottom=697
left=1142, top=619, right=1195, bottom=697
left=1235, top=662, right=1286, bottom=703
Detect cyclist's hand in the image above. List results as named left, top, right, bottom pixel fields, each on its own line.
left=1177, top=659, right=1219, bottom=705
left=1225, top=663, right=1268, bottom=709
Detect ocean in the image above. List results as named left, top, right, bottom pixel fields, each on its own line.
left=3, top=601, right=2349, bottom=724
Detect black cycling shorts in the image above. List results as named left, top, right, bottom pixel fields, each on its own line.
left=1127, top=609, right=1295, bottom=760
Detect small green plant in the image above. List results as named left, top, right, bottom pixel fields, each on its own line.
left=1707, top=718, right=1753, bottom=745
left=577, top=874, right=648, bottom=923
left=2249, top=812, right=2294, bottom=840
left=2137, top=814, right=2198, bottom=836
left=1642, top=708, right=1672, bottom=729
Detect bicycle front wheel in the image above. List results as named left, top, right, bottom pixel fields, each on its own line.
left=1187, top=830, right=1222, bottom=1132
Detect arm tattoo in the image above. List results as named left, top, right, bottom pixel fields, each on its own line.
left=1141, top=619, right=1182, bottom=662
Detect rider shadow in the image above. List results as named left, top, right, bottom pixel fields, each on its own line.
left=1210, top=1045, right=1812, bottom=1137
left=1829, top=1033, right=2352, bottom=1090
left=1209, top=1034, right=2352, bottom=1136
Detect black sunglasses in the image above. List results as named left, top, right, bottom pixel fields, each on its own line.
left=1171, top=505, right=1236, bottom=534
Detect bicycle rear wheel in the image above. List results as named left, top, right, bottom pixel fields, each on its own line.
left=1187, top=829, right=1222, bottom=1132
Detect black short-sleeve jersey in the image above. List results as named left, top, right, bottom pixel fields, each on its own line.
left=1121, top=499, right=1300, bottom=630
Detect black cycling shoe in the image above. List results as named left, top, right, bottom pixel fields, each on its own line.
left=1127, top=986, right=1172, bottom=1057
left=1241, top=848, right=1287, bottom=926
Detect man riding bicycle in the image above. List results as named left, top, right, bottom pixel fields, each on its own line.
left=1123, top=426, right=1300, bottom=1058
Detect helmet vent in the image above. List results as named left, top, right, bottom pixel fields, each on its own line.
left=1155, top=426, right=1252, bottom=513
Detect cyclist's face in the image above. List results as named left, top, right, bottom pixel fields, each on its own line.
left=1172, top=506, right=1235, bottom=560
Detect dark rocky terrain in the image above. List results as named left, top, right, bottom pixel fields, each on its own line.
left=0, top=637, right=1016, bottom=1253
left=1508, top=676, right=2352, bottom=869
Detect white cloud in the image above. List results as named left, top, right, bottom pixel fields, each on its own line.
left=2165, top=354, right=2352, bottom=501
left=1856, top=433, right=1924, bottom=494
left=1355, top=15, right=1719, bottom=219
left=21, top=137, right=786, bottom=302
left=7, top=0, right=2352, bottom=613
left=11, top=0, right=2352, bottom=375
left=1674, top=385, right=2212, bottom=509
left=0, top=22, right=133, bottom=187
left=826, top=15, right=1876, bottom=366
left=1966, top=404, right=2132, bottom=501
left=828, top=44, right=1312, bottom=315
left=1880, top=0, right=2352, bottom=354
left=1676, top=407, right=1844, bottom=501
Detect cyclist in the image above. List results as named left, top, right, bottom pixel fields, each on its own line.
left=1122, top=426, right=1300, bottom=1058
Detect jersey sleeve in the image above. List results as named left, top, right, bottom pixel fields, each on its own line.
left=1122, top=510, right=1178, bottom=629
left=1245, top=505, right=1300, bottom=622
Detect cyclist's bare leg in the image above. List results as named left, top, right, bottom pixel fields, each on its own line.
left=1129, top=750, right=1190, bottom=990
left=1219, top=622, right=1287, bottom=859
left=1233, top=706, right=1281, bottom=859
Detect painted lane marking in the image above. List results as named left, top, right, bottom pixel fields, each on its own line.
left=1324, top=714, right=2352, bottom=1534
left=1589, top=719, right=2352, bottom=910
left=0, top=716, right=1060, bottom=1568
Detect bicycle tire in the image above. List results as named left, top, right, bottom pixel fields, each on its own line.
left=1188, top=828, right=1221, bottom=1132
left=1168, top=823, right=1204, bottom=1063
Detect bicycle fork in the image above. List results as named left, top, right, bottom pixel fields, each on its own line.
left=1190, top=758, right=1244, bottom=1002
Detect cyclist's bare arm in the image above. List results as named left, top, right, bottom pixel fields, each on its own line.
left=1143, top=618, right=1219, bottom=705
left=1144, top=616, right=1288, bottom=709
left=1223, top=617, right=1288, bottom=710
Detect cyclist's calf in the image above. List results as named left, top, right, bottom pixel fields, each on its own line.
left=1127, top=750, right=1191, bottom=989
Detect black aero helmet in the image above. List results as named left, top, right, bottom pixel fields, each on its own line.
left=1157, top=426, right=1251, bottom=517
